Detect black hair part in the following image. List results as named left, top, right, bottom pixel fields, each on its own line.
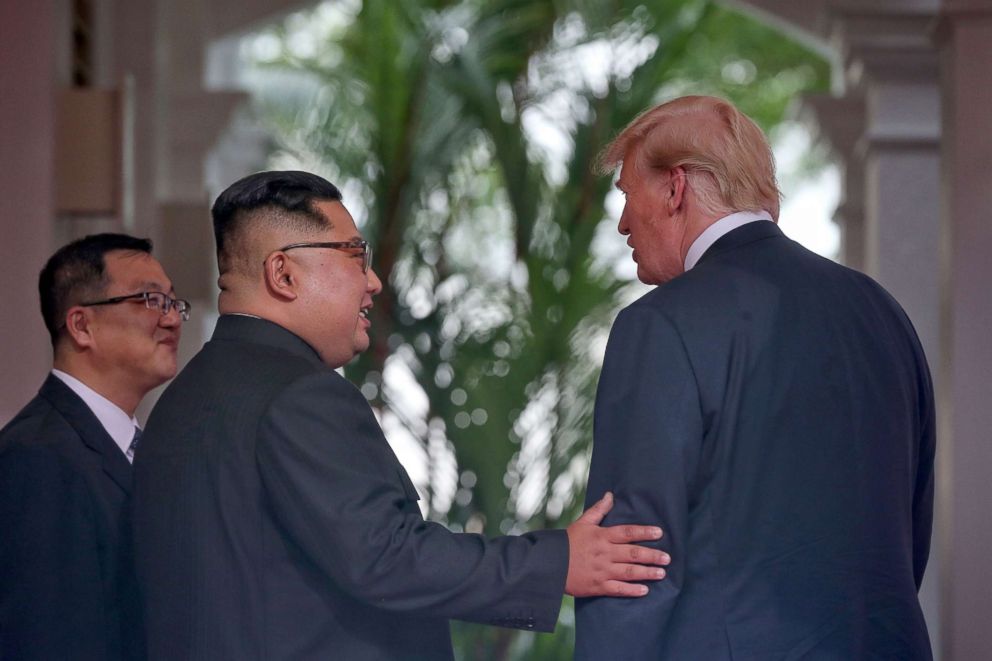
left=211, top=170, right=342, bottom=263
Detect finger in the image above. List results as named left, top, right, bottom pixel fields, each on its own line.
left=606, top=563, right=667, bottom=582
left=576, top=491, right=613, bottom=525
left=610, top=544, right=671, bottom=566
left=601, top=580, right=650, bottom=598
left=605, top=524, right=663, bottom=544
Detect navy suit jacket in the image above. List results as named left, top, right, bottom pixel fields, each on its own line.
left=133, top=315, right=568, bottom=660
left=576, top=222, right=935, bottom=660
left=0, top=374, right=143, bottom=660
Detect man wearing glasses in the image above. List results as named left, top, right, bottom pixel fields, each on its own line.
left=133, top=170, right=670, bottom=660
left=0, top=233, right=189, bottom=659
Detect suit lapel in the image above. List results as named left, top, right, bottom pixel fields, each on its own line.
left=39, top=374, right=133, bottom=494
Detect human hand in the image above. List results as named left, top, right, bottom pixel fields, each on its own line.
left=564, top=492, right=670, bottom=597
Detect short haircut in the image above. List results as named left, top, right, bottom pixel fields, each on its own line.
left=598, top=96, right=781, bottom=220
left=211, top=170, right=343, bottom=276
left=38, top=233, right=153, bottom=347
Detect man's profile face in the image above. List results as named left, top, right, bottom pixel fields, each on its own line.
left=290, top=200, right=383, bottom=367
left=85, top=250, right=182, bottom=393
left=615, top=149, right=686, bottom=285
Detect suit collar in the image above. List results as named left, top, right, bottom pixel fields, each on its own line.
left=695, top=220, right=785, bottom=267
left=211, top=314, right=324, bottom=365
left=51, top=369, right=138, bottom=457
left=39, top=374, right=133, bottom=493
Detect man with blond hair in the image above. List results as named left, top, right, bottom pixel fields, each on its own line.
left=576, top=96, right=935, bottom=659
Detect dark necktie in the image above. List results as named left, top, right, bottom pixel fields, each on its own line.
left=126, top=426, right=142, bottom=462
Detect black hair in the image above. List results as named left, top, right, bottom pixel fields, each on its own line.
left=38, top=233, right=153, bottom=347
left=211, top=170, right=342, bottom=272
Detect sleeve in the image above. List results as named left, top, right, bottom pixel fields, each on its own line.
left=575, top=304, right=703, bottom=660
left=911, top=343, right=936, bottom=590
left=255, top=371, right=569, bottom=631
left=0, top=443, right=105, bottom=659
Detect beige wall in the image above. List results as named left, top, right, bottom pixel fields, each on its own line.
left=0, top=0, right=58, bottom=421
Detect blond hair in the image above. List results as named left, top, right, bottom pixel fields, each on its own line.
left=597, top=96, right=780, bottom=220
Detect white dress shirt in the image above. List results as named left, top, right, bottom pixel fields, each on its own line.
left=51, top=369, right=140, bottom=462
left=684, top=210, right=774, bottom=272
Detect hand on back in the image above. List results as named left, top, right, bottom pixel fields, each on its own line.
left=564, top=492, right=670, bottom=598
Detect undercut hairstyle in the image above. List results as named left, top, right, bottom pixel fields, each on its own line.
left=211, top=170, right=343, bottom=276
left=597, top=95, right=781, bottom=220
left=38, top=233, right=153, bottom=347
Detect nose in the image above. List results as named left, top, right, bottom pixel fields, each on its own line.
left=159, top=305, right=183, bottom=329
left=618, top=209, right=631, bottom=236
left=367, top=267, right=383, bottom=296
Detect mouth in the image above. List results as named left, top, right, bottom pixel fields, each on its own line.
left=358, top=306, right=372, bottom=327
left=158, top=335, right=179, bottom=350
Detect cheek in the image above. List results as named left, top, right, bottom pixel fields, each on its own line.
left=101, top=316, right=154, bottom=345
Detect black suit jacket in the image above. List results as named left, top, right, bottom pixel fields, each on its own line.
left=576, top=222, right=935, bottom=660
left=0, top=374, right=143, bottom=660
left=133, top=315, right=568, bottom=660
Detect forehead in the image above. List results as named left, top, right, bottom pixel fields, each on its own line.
left=312, top=199, right=361, bottom=240
left=103, top=250, right=172, bottom=292
left=616, top=161, right=638, bottom=192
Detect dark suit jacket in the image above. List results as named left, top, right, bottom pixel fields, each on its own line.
left=576, top=222, right=935, bottom=660
left=133, top=315, right=568, bottom=660
left=0, top=374, right=143, bottom=660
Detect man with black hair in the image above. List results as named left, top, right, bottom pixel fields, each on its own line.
left=0, top=233, right=189, bottom=660
left=133, top=170, right=671, bottom=660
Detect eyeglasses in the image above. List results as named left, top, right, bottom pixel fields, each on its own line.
left=80, top=291, right=192, bottom=321
left=275, top=239, right=373, bottom=273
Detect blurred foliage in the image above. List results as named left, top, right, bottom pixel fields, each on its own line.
left=243, top=0, right=828, bottom=658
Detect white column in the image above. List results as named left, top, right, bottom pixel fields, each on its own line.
left=801, top=94, right=867, bottom=270
left=835, top=8, right=942, bottom=356
left=934, top=3, right=992, bottom=658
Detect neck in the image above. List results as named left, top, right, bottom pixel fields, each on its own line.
left=678, top=210, right=723, bottom=265
left=218, top=293, right=274, bottom=322
left=53, top=353, right=142, bottom=416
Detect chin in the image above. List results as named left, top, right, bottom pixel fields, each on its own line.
left=636, top=267, right=662, bottom=286
left=156, top=364, right=178, bottom=384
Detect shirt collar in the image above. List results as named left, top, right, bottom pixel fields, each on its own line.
left=51, top=369, right=139, bottom=460
left=684, top=210, right=774, bottom=271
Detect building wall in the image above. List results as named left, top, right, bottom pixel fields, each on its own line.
left=0, top=0, right=58, bottom=421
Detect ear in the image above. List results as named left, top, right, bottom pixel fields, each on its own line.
left=666, top=166, right=687, bottom=214
left=262, top=251, right=300, bottom=302
left=64, top=307, right=96, bottom=349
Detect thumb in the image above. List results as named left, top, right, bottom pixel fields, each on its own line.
left=577, top=491, right=613, bottom=526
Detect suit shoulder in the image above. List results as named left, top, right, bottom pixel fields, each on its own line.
left=0, top=395, right=78, bottom=457
left=167, top=337, right=327, bottom=402
left=263, top=366, right=370, bottom=418
left=621, top=271, right=734, bottom=329
left=160, top=339, right=364, bottom=426
left=0, top=413, right=85, bottom=489
left=202, top=335, right=324, bottom=379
